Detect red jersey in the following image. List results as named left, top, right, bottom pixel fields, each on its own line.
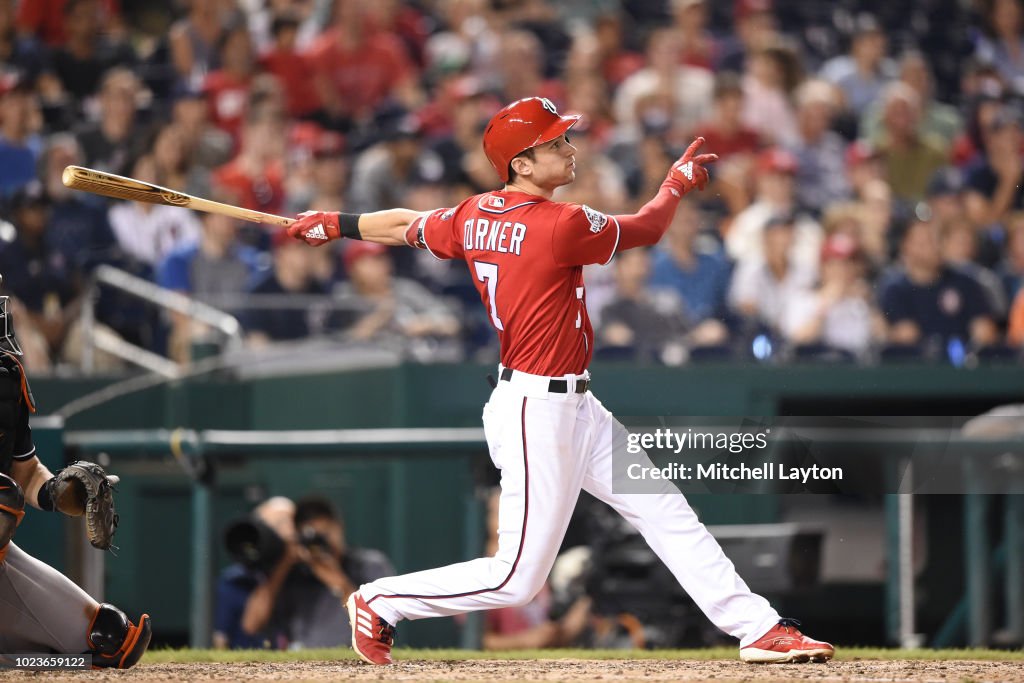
left=414, top=190, right=621, bottom=376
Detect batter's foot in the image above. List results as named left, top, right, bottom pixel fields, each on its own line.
left=346, top=592, right=396, bottom=665
left=740, top=618, right=834, bottom=663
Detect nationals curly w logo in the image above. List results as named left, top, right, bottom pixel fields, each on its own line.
left=159, top=191, right=190, bottom=206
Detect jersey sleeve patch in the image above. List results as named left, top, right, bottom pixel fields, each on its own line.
left=581, top=205, right=609, bottom=233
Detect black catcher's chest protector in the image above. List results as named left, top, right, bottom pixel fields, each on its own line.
left=0, top=353, right=35, bottom=477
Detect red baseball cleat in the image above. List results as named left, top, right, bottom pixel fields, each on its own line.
left=346, top=592, right=396, bottom=665
left=740, top=618, right=834, bottom=663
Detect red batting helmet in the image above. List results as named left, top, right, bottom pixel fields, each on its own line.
left=483, top=97, right=581, bottom=183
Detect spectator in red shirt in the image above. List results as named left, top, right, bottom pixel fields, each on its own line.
left=693, top=72, right=762, bottom=215
left=213, top=106, right=287, bottom=222
left=260, top=14, right=321, bottom=120
left=593, top=13, right=644, bottom=89
left=204, top=23, right=258, bottom=141
left=307, top=0, right=419, bottom=129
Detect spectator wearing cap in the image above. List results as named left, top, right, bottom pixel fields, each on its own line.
left=819, top=13, right=897, bottom=119
left=718, top=0, right=778, bottom=73
left=820, top=201, right=888, bottom=275
left=0, top=74, right=42, bottom=197
left=925, top=167, right=968, bottom=226
left=331, top=241, right=459, bottom=350
left=845, top=140, right=885, bottom=201
left=964, top=106, right=1024, bottom=227
left=259, top=13, right=322, bottom=120
left=596, top=248, right=689, bottom=363
left=973, top=0, right=1024, bottom=95
left=613, top=28, right=713, bottom=146
left=860, top=51, right=963, bottom=148
left=729, top=213, right=817, bottom=337
left=156, top=185, right=267, bottom=362
left=878, top=219, right=998, bottom=349
left=307, top=0, right=419, bottom=129
left=45, top=0, right=135, bottom=102
left=294, top=129, right=348, bottom=214
left=874, top=82, right=949, bottom=204
left=789, top=79, right=850, bottom=215
left=203, top=22, right=258, bottom=143
left=648, top=200, right=733, bottom=340
left=727, top=147, right=823, bottom=273
left=786, top=233, right=885, bottom=356
left=107, top=155, right=202, bottom=268
left=242, top=230, right=330, bottom=347
left=74, top=67, right=144, bottom=176
left=348, top=112, right=444, bottom=215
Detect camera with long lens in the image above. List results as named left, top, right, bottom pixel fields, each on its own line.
left=223, top=517, right=286, bottom=574
left=298, top=526, right=331, bottom=554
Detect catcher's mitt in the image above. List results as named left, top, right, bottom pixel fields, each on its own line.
left=45, top=461, right=119, bottom=550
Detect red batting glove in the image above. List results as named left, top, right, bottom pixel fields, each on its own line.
left=665, top=137, right=718, bottom=195
left=287, top=211, right=342, bottom=247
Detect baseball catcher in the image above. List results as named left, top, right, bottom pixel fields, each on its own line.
left=0, top=291, right=150, bottom=668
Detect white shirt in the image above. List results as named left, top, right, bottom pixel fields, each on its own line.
left=108, top=202, right=202, bottom=266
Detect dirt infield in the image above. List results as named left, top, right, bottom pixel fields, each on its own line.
left=3, top=659, right=1023, bottom=682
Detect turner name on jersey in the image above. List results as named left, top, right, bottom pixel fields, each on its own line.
left=463, top=218, right=528, bottom=256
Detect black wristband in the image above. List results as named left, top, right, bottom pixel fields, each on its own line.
left=37, top=480, right=54, bottom=512
left=338, top=213, right=362, bottom=240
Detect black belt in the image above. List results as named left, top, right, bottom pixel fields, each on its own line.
left=500, top=367, right=590, bottom=394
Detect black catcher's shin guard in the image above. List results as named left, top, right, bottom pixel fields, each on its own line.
left=86, top=603, right=152, bottom=669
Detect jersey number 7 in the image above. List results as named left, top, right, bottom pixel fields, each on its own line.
left=473, top=261, right=504, bottom=331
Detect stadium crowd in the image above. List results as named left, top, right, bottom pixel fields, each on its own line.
left=1, top=0, right=1023, bottom=373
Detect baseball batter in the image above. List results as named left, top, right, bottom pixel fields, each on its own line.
left=0, top=295, right=151, bottom=668
left=288, top=97, right=834, bottom=665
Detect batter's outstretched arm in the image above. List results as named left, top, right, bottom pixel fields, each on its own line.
left=287, top=207, right=425, bottom=247
left=614, top=137, right=717, bottom=251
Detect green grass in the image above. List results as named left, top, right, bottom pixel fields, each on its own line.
left=142, top=647, right=1024, bottom=665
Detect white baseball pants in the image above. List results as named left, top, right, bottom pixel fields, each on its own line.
left=362, top=368, right=780, bottom=646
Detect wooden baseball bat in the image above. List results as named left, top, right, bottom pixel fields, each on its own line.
left=61, top=165, right=294, bottom=226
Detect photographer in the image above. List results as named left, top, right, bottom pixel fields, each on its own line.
left=214, top=496, right=295, bottom=649
left=241, top=496, right=394, bottom=649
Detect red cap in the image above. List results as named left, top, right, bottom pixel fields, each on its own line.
left=845, top=140, right=879, bottom=167
left=343, top=241, right=389, bottom=270
left=757, top=147, right=798, bottom=174
left=821, top=233, right=861, bottom=261
left=483, top=97, right=581, bottom=183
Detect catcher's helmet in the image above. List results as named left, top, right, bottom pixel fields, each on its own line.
left=483, top=97, right=581, bottom=183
